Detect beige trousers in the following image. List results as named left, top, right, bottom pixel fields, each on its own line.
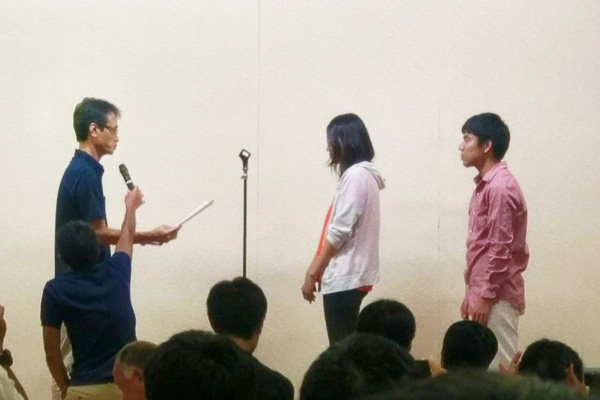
left=65, top=383, right=122, bottom=400
left=487, top=300, right=520, bottom=370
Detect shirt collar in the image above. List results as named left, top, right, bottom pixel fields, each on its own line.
left=74, top=149, right=104, bottom=177
left=474, top=161, right=506, bottom=186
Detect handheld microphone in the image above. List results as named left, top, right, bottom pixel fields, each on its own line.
left=119, top=164, right=135, bottom=190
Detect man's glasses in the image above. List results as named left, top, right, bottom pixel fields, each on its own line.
left=102, top=125, right=119, bottom=137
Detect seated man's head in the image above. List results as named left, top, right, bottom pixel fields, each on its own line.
left=144, top=330, right=255, bottom=400
left=441, top=320, right=498, bottom=370
left=57, top=221, right=100, bottom=272
left=518, top=339, right=586, bottom=395
left=300, top=333, right=417, bottom=400
left=356, top=299, right=416, bottom=351
left=113, top=341, right=157, bottom=400
left=206, top=277, right=267, bottom=353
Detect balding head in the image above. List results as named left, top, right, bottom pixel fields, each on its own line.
left=113, top=341, right=157, bottom=400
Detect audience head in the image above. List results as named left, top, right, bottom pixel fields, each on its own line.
left=327, top=113, right=375, bottom=176
left=113, top=341, right=157, bottom=400
left=56, top=221, right=100, bottom=272
left=207, top=277, right=267, bottom=353
left=73, top=97, right=120, bottom=142
left=518, top=339, right=586, bottom=395
left=356, top=299, right=416, bottom=351
left=461, top=112, right=510, bottom=161
left=144, top=330, right=255, bottom=400
left=441, top=320, right=498, bottom=370
left=361, top=370, right=584, bottom=400
left=300, top=333, right=417, bottom=400
left=206, top=277, right=267, bottom=352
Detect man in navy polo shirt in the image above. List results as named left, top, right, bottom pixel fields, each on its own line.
left=55, top=97, right=178, bottom=276
left=53, top=98, right=178, bottom=399
left=43, top=187, right=145, bottom=400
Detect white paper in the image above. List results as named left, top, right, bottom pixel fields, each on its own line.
left=176, top=200, right=214, bottom=228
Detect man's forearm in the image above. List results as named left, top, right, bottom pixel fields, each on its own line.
left=120, top=209, right=137, bottom=245
left=94, top=224, right=156, bottom=246
left=114, top=208, right=137, bottom=257
left=94, top=225, right=122, bottom=245
left=45, top=354, right=68, bottom=395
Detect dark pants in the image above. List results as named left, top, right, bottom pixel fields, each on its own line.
left=323, top=289, right=368, bottom=345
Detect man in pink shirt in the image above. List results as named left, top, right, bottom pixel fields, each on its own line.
left=458, top=113, right=529, bottom=368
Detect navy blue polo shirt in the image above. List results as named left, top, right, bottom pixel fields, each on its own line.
left=41, top=252, right=136, bottom=386
left=55, top=150, right=111, bottom=275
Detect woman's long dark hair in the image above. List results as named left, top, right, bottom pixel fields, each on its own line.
left=327, top=113, right=375, bottom=177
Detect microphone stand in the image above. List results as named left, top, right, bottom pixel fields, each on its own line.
left=239, top=149, right=251, bottom=277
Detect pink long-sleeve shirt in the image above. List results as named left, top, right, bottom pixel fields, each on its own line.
left=465, top=162, right=529, bottom=312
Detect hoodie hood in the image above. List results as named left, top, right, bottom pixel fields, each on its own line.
left=347, top=161, right=386, bottom=190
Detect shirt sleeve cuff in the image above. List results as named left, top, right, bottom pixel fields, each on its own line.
left=325, top=232, right=345, bottom=249
left=112, top=251, right=131, bottom=262
left=41, top=321, right=62, bottom=329
left=480, top=287, right=497, bottom=299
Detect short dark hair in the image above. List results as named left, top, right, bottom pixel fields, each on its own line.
left=519, top=339, right=584, bottom=383
left=327, top=113, right=375, bottom=177
left=441, top=321, right=498, bottom=370
left=207, top=277, right=267, bottom=340
left=300, top=333, right=417, bottom=400
left=56, top=221, right=100, bottom=272
left=116, top=341, right=157, bottom=371
left=73, top=98, right=120, bottom=142
left=356, top=299, right=416, bottom=350
left=461, top=113, right=510, bottom=160
left=144, top=330, right=255, bottom=400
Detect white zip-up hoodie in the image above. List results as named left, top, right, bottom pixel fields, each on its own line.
left=321, top=161, right=386, bottom=294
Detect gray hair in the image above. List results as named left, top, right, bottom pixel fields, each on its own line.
left=116, top=341, right=157, bottom=372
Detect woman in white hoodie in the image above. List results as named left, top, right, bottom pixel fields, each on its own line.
left=301, top=114, right=385, bottom=345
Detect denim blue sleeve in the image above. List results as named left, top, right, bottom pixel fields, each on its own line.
left=40, top=283, right=62, bottom=328
left=109, top=252, right=132, bottom=283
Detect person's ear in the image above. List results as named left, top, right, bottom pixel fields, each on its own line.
left=483, top=140, right=493, bottom=154
left=565, top=363, right=586, bottom=395
left=132, top=368, right=144, bottom=383
left=89, top=123, right=99, bottom=138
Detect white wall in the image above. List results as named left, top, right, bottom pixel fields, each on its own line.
left=1, top=1, right=599, bottom=398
